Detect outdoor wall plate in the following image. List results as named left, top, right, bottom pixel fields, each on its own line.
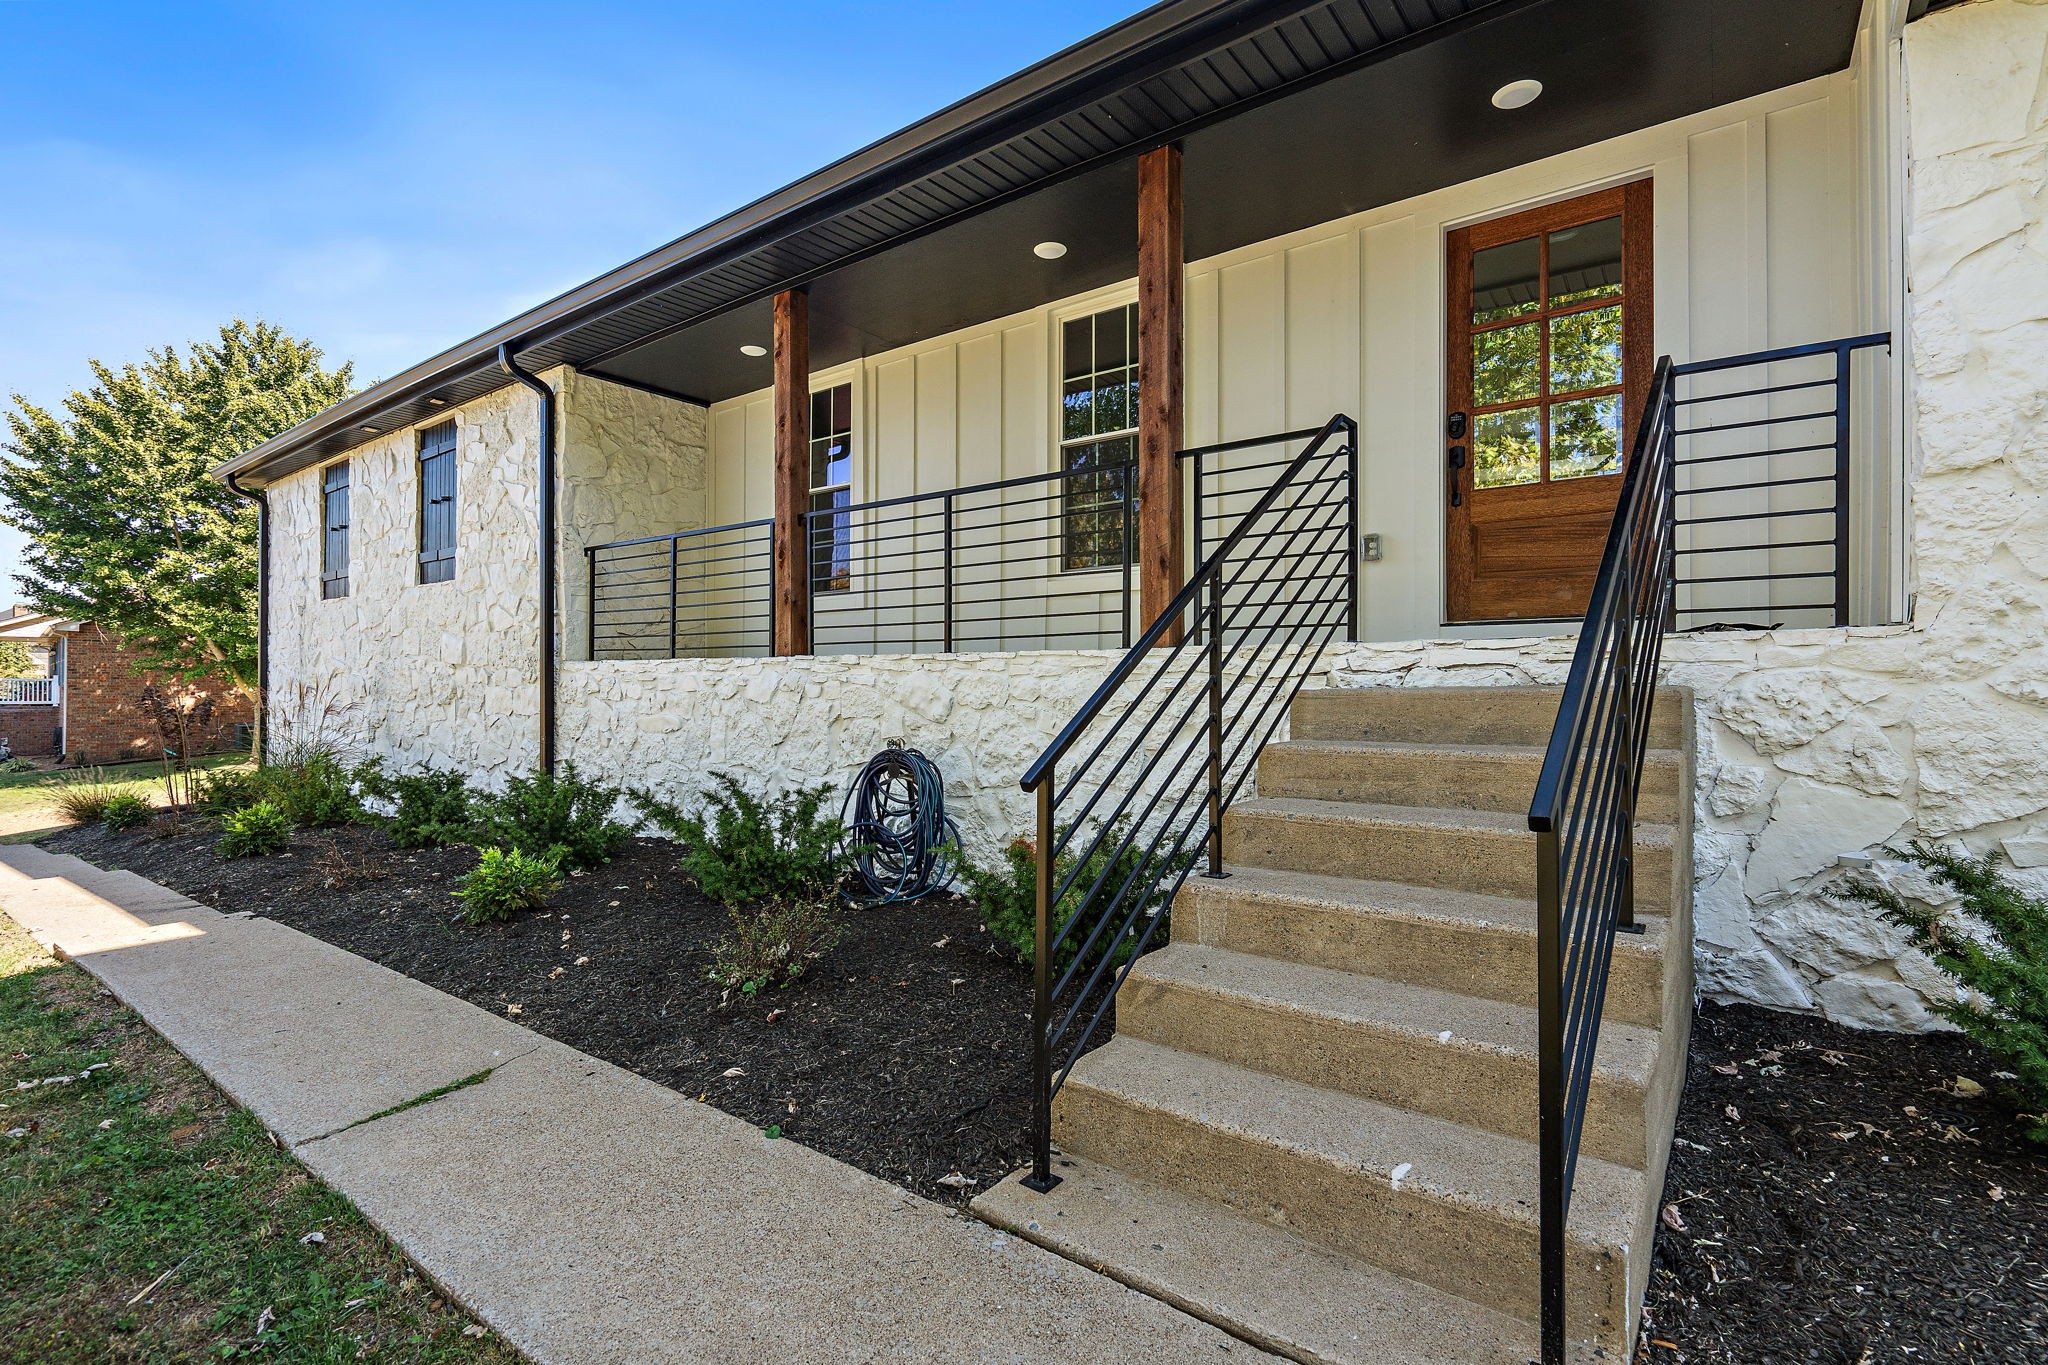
left=1361, top=533, right=1384, bottom=562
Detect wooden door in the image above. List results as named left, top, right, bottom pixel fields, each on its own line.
left=1445, top=182, right=1652, bottom=622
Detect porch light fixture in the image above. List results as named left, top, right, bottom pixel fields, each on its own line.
left=740, top=344, right=768, bottom=357
left=360, top=424, right=382, bottom=434
left=426, top=395, right=449, bottom=406
left=1033, top=241, right=1068, bottom=259
left=1491, top=78, right=1543, bottom=110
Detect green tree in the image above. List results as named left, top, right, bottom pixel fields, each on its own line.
left=0, top=321, right=353, bottom=697
left=0, top=641, right=31, bottom=677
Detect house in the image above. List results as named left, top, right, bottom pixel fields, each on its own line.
left=0, top=611, right=250, bottom=765
left=213, top=0, right=2043, bottom=1359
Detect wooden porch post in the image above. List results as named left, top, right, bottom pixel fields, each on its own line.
left=1137, top=144, right=1185, bottom=643
left=772, top=288, right=811, bottom=656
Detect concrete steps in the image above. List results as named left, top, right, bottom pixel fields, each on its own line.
left=1223, top=796, right=1676, bottom=910
left=1172, top=867, right=1670, bottom=1029
left=976, top=685, right=1695, bottom=1364
left=1117, top=942, right=1667, bottom=1168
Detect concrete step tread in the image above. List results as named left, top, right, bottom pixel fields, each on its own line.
left=975, top=1153, right=1540, bottom=1365
left=1128, top=942, right=1663, bottom=1090
left=1229, top=796, right=1676, bottom=847
left=1066, top=1037, right=1642, bottom=1252
left=1264, top=736, right=1683, bottom=766
left=1182, top=865, right=1669, bottom=949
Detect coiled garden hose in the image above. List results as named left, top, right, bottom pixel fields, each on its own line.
left=840, top=747, right=961, bottom=907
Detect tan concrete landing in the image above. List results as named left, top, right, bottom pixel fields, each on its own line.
left=977, top=1152, right=1542, bottom=1365
left=0, top=843, right=1278, bottom=1365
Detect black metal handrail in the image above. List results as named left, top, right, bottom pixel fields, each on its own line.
left=1523, top=331, right=1889, bottom=1361
left=1527, top=358, right=1677, bottom=1364
left=1670, top=332, right=1890, bottom=629
left=803, top=462, right=1135, bottom=655
left=587, top=517, right=774, bottom=660
left=1018, top=414, right=1359, bottom=1192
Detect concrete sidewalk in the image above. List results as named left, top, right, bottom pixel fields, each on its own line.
left=0, top=843, right=1273, bottom=1365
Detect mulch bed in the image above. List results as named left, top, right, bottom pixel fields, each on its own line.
left=39, top=822, right=1041, bottom=1207
left=1641, top=1001, right=2047, bottom=1364
left=35, top=824, right=2048, bottom=1357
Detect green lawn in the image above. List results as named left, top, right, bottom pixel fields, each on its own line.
left=0, top=912, right=524, bottom=1364
left=0, top=755, right=249, bottom=831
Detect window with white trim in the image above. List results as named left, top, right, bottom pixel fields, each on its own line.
left=1059, top=303, right=1137, bottom=571
left=809, top=384, right=853, bottom=593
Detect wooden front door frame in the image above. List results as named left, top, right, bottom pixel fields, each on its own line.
left=1444, top=179, right=1654, bottom=624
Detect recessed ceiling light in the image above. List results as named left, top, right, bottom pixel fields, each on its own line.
left=740, top=344, right=768, bottom=357
left=1033, top=241, right=1068, bottom=260
left=1491, top=78, right=1543, bottom=110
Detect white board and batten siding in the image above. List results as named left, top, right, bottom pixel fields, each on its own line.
left=705, top=65, right=1894, bottom=645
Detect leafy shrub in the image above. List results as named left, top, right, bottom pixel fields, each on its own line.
left=630, top=774, right=847, bottom=905
left=470, top=764, right=630, bottom=870
left=99, top=793, right=154, bottom=832
left=217, top=800, right=292, bottom=858
left=355, top=760, right=475, bottom=849
left=192, top=764, right=270, bottom=817
left=1848, top=841, right=2048, bottom=1142
left=451, top=847, right=562, bottom=925
left=51, top=770, right=124, bottom=825
left=958, top=821, right=1181, bottom=971
left=256, top=751, right=362, bottom=828
left=0, top=756, right=37, bottom=774
left=705, top=900, right=842, bottom=1004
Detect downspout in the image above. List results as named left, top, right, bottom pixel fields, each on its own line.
left=224, top=471, right=270, bottom=766
left=498, top=343, right=558, bottom=775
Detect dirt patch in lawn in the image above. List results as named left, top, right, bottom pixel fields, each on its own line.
left=42, top=822, right=1050, bottom=1207
left=1641, top=1001, right=2046, bottom=1364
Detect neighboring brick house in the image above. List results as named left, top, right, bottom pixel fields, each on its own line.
left=0, top=607, right=64, bottom=759
left=0, top=615, right=252, bottom=764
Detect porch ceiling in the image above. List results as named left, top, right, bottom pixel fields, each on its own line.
left=225, top=0, right=1864, bottom=482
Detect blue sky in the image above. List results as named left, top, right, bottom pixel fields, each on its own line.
left=0, top=0, right=1136, bottom=598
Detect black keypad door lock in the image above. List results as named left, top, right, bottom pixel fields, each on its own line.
left=1448, top=444, right=1467, bottom=507
left=1447, top=411, right=1468, bottom=439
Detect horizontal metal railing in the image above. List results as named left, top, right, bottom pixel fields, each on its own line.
left=805, top=463, right=1134, bottom=656
left=586, top=518, right=774, bottom=660
left=1671, top=333, right=1891, bottom=629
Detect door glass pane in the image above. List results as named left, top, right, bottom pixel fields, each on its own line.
left=1473, top=406, right=1541, bottom=488
left=1550, top=304, right=1623, bottom=393
left=1547, top=216, right=1623, bottom=308
left=1471, top=236, right=1540, bottom=324
left=1472, top=321, right=1540, bottom=406
left=1551, top=395, right=1623, bottom=480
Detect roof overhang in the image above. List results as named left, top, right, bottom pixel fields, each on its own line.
left=221, top=0, right=1866, bottom=484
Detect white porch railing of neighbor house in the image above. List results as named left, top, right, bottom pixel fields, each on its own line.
left=582, top=332, right=1893, bottom=661
left=0, top=677, right=57, bottom=705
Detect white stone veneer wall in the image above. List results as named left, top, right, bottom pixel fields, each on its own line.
left=557, top=653, right=1133, bottom=864
left=268, top=365, right=708, bottom=779
left=268, top=380, right=544, bottom=774
left=1324, top=0, right=2048, bottom=1032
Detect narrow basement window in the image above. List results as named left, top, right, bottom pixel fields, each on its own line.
left=320, top=460, right=350, bottom=599
left=417, top=420, right=457, bottom=584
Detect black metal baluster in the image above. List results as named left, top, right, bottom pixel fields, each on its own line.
left=1025, top=767, right=1059, bottom=1193
left=668, top=535, right=679, bottom=660
left=1833, top=342, right=1854, bottom=627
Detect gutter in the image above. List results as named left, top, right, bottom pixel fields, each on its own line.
left=224, top=471, right=269, bottom=765
left=498, top=345, right=558, bottom=775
